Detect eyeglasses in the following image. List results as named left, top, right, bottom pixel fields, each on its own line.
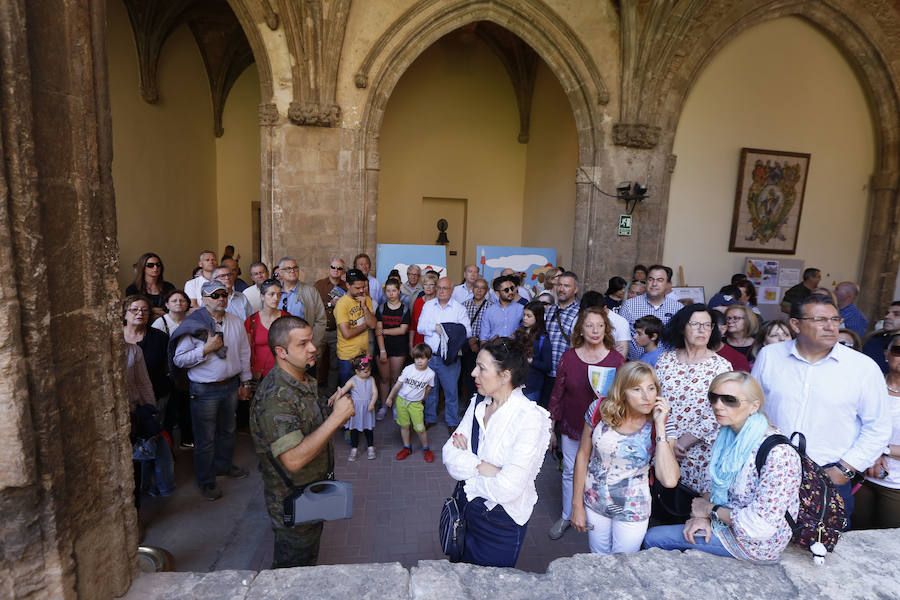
left=145, top=262, right=161, bottom=268
left=204, top=291, right=228, bottom=300
left=725, top=316, right=745, bottom=322
left=330, top=265, right=344, bottom=271
left=708, top=391, right=741, bottom=408
left=796, top=316, right=843, bottom=326
left=889, top=346, right=900, bottom=356
left=500, top=286, right=515, bottom=293
left=686, top=321, right=713, bottom=330
left=437, top=286, right=452, bottom=290
left=838, top=340, right=855, bottom=348
left=280, top=266, right=299, bottom=272
left=127, top=307, right=150, bottom=314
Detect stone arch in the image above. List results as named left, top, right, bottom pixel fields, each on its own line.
left=658, top=1, right=900, bottom=317
left=224, top=0, right=275, bottom=104
left=356, top=0, right=611, bottom=278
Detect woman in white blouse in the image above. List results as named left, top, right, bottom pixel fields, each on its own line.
left=442, top=337, right=551, bottom=567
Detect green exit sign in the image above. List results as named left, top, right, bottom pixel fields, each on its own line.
left=618, top=215, right=632, bottom=236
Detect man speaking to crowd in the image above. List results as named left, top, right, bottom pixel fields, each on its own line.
left=250, top=316, right=354, bottom=568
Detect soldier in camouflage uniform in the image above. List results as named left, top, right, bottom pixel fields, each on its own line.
left=250, top=315, right=354, bottom=568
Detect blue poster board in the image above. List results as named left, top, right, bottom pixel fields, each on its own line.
left=375, top=244, right=447, bottom=283
left=475, top=246, right=557, bottom=291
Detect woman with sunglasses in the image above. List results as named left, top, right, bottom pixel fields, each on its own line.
left=127, top=253, right=175, bottom=320
left=245, top=279, right=291, bottom=382
left=653, top=304, right=731, bottom=522
left=854, top=333, right=900, bottom=529
left=645, top=371, right=801, bottom=564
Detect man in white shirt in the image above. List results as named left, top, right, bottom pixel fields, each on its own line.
left=418, top=277, right=472, bottom=432
left=451, top=264, right=480, bottom=304
left=185, top=250, right=218, bottom=309
left=213, top=266, right=251, bottom=322
left=242, top=262, right=269, bottom=314
left=752, top=293, right=890, bottom=519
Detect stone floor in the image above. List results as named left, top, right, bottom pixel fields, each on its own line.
left=138, top=408, right=587, bottom=573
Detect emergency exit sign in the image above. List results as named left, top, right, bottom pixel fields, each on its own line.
left=618, top=215, right=632, bottom=236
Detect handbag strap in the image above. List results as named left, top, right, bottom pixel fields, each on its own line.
left=552, top=306, right=571, bottom=344
left=471, top=393, right=485, bottom=455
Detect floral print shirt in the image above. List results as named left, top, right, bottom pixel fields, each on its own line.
left=582, top=400, right=653, bottom=522
left=656, top=350, right=731, bottom=494
left=714, top=429, right=802, bottom=564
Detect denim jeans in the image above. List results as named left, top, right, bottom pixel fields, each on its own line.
left=822, top=462, right=855, bottom=527
left=425, top=355, right=461, bottom=427
left=643, top=524, right=733, bottom=557
left=338, top=358, right=354, bottom=387
left=460, top=496, right=527, bottom=567
left=141, top=435, right=175, bottom=495
left=189, top=379, right=239, bottom=487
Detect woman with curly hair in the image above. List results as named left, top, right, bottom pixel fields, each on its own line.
left=571, top=361, right=679, bottom=554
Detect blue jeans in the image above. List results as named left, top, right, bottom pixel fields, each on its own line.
left=461, top=496, right=527, bottom=567
left=189, top=379, right=239, bottom=487
left=643, top=524, right=733, bottom=557
left=141, top=435, right=175, bottom=495
left=822, top=462, right=855, bottom=527
left=425, top=355, right=461, bottom=427
left=338, top=359, right=354, bottom=387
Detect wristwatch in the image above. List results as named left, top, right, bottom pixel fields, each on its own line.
left=709, top=504, right=723, bottom=524
left=834, top=463, right=857, bottom=480
left=885, top=445, right=893, bottom=457
left=656, top=435, right=667, bottom=443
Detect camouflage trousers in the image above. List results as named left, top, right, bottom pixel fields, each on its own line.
left=271, top=521, right=324, bottom=568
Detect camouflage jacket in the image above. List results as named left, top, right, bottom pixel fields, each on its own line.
left=250, top=365, right=334, bottom=504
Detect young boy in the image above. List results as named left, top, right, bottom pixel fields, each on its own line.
left=633, top=315, right=663, bottom=367
left=385, top=344, right=436, bottom=462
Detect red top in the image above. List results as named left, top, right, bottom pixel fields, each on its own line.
left=410, top=296, right=427, bottom=347
left=245, top=310, right=290, bottom=378
left=717, top=344, right=750, bottom=372
left=549, top=347, right=625, bottom=440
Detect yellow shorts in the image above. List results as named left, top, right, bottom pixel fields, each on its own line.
left=395, top=397, right=425, bottom=432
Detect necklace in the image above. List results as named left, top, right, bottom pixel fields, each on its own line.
left=887, top=377, right=900, bottom=394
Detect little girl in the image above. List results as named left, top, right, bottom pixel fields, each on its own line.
left=330, top=353, right=378, bottom=461
left=513, top=300, right=552, bottom=404
left=375, top=278, right=410, bottom=420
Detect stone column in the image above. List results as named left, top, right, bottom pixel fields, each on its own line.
left=859, top=170, right=900, bottom=319
left=0, top=0, right=136, bottom=597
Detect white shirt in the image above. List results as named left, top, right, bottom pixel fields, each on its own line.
left=606, top=309, right=631, bottom=344
left=751, top=340, right=890, bottom=470
left=416, top=298, right=471, bottom=353
left=225, top=290, right=252, bottom=322
left=243, top=284, right=263, bottom=314
left=173, top=312, right=252, bottom=383
left=184, top=273, right=212, bottom=304
left=151, top=313, right=182, bottom=336
left=451, top=283, right=474, bottom=304
left=442, top=388, right=551, bottom=525
left=396, top=364, right=435, bottom=403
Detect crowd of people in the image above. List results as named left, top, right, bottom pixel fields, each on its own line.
left=122, top=249, right=898, bottom=571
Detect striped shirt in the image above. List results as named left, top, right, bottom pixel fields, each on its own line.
left=462, top=297, right=493, bottom=340
left=545, top=300, right=580, bottom=376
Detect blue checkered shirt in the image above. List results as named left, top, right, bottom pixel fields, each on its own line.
left=619, top=295, right=684, bottom=359
left=546, top=300, right=580, bottom=376
left=463, top=297, right=493, bottom=340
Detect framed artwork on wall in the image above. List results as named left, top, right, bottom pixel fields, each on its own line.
left=728, top=148, right=811, bottom=255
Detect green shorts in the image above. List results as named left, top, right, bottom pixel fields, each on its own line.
left=395, top=397, right=425, bottom=432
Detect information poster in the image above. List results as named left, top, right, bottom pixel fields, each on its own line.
left=778, top=268, right=801, bottom=288
left=758, top=286, right=780, bottom=305
left=588, top=366, right=616, bottom=399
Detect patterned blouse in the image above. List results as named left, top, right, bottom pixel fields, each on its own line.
left=656, top=350, right=731, bottom=494
left=713, top=428, right=802, bottom=564
left=582, top=400, right=653, bottom=522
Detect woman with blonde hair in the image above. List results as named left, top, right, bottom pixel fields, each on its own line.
left=645, top=371, right=801, bottom=564
left=571, top=362, right=679, bottom=554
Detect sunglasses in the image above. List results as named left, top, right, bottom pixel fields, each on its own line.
left=707, top=391, right=741, bottom=408
left=330, top=265, right=345, bottom=270
left=145, top=262, right=161, bottom=268
left=204, top=291, right=228, bottom=300
left=890, top=346, right=900, bottom=356
left=500, top=287, right=516, bottom=293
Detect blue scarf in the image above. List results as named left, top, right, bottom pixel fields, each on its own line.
left=708, top=412, right=769, bottom=506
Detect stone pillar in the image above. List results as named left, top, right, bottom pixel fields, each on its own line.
left=0, top=0, right=136, bottom=597
left=859, top=170, right=900, bottom=319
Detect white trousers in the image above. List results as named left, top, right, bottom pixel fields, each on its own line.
left=585, top=508, right=649, bottom=555
left=560, top=434, right=581, bottom=520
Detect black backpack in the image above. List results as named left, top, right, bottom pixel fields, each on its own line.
left=755, top=432, right=847, bottom=553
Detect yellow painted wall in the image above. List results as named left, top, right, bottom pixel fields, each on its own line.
left=216, top=67, right=261, bottom=267
left=664, top=17, right=875, bottom=296
left=522, top=61, right=577, bottom=270
left=107, top=0, right=218, bottom=289
left=377, top=33, right=576, bottom=279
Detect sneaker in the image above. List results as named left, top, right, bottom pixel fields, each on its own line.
left=179, top=441, right=194, bottom=449
left=395, top=447, right=412, bottom=460
left=375, top=406, right=387, bottom=421
left=348, top=448, right=358, bottom=462
left=218, top=465, right=249, bottom=479
left=548, top=518, right=570, bottom=540
left=423, top=449, right=435, bottom=463
left=201, top=484, right=222, bottom=501
left=367, top=446, right=376, bottom=460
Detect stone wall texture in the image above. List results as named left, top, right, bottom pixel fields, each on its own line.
left=120, top=529, right=900, bottom=600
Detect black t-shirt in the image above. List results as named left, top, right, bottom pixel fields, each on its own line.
left=377, top=303, right=410, bottom=357
left=138, top=327, right=171, bottom=399
left=126, top=280, right=176, bottom=308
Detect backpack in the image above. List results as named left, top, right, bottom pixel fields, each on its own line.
left=755, top=432, right=847, bottom=554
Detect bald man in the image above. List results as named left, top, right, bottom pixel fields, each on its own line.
left=451, top=264, right=480, bottom=304
left=835, top=281, right=868, bottom=337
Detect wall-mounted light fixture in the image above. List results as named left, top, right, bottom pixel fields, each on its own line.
left=435, top=218, right=449, bottom=245
left=615, top=181, right=649, bottom=215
